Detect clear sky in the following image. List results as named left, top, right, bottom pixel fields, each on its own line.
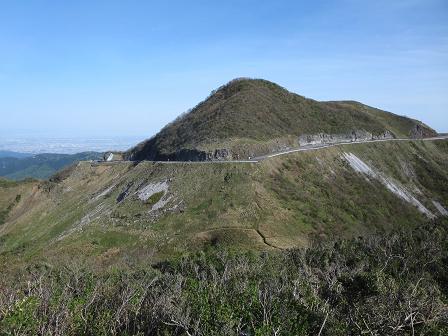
left=1, top=0, right=447, bottom=138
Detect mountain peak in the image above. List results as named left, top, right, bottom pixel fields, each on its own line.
left=125, top=79, right=436, bottom=161
left=206, top=77, right=291, bottom=101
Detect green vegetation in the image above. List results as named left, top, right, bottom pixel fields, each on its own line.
left=0, top=209, right=8, bottom=225
left=328, top=101, right=435, bottom=139
left=0, top=79, right=445, bottom=334
left=0, top=178, right=18, bottom=188
left=0, top=140, right=447, bottom=266
left=0, top=152, right=103, bottom=180
left=0, top=220, right=447, bottom=335
left=146, top=191, right=164, bottom=205
left=126, top=78, right=436, bottom=160
left=0, top=194, right=21, bottom=225
left=261, top=140, right=448, bottom=240
left=0, top=84, right=446, bottom=333
left=0, top=179, right=22, bottom=225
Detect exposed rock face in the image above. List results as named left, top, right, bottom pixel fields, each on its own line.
left=104, top=152, right=124, bottom=161
left=206, top=148, right=231, bottom=161
left=137, top=181, right=169, bottom=202
left=432, top=201, right=448, bottom=217
left=127, top=147, right=231, bottom=162
left=298, top=130, right=394, bottom=146
left=161, top=149, right=207, bottom=162
left=409, top=124, right=437, bottom=139
left=342, top=152, right=435, bottom=218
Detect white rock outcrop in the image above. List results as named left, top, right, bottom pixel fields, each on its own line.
left=137, top=181, right=169, bottom=202
left=432, top=201, right=448, bottom=217
left=299, top=130, right=393, bottom=146
left=342, top=152, right=435, bottom=218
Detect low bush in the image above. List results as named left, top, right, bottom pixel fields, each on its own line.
left=0, top=220, right=447, bottom=335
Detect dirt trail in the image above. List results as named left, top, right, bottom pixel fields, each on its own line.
left=189, top=226, right=283, bottom=250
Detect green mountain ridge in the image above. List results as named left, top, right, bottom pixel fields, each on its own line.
left=0, top=150, right=34, bottom=159
left=125, top=78, right=436, bottom=161
left=0, top=152, right=103, bottom=180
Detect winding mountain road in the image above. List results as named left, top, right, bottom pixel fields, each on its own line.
left=95, top=135, right=448, bottom=166
left=252, top=135, right=448, bottom=161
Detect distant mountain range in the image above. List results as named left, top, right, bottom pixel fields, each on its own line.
left=0, top=152, right=103, bottom=180
left=0, top=150, right=34, bottom=159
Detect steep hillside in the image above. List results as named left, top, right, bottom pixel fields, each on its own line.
left=126, top=78, right=436, bottom=161
left=0, top=178, right=36, bottom=226
left=1, top=139, right=447, bottom=269
left=0, top=152, right=103, bottom=180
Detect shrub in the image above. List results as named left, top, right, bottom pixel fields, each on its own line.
left=0, top=219, right=447, bottom=335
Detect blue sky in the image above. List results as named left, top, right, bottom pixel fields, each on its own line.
left=1, top=0, right=447, bottom=138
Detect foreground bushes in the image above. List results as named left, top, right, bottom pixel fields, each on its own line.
left=1, top=221, right=447, bottom=335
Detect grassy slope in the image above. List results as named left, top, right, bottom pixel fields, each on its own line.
left=0, top=140, right=447, bottom=270
left=127, top=79, right=436, bottom=160
left=326, top=101, right=433, bottom=137
left=0, top=178, right=37, bottom=227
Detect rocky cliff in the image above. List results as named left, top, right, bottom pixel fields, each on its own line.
left=298, top=130, right=394, bottom=146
